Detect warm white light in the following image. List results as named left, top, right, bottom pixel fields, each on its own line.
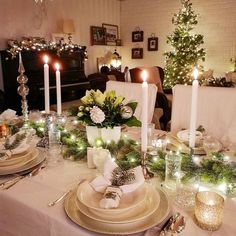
left=217, top=183, right=227, bottom=193
left=141, top=70, right=148, bottom=82
left=55, top=63, right=60, bottom=70
left=44, top=55, right=49, bottom=64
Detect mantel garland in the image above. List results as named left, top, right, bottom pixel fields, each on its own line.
left=7, top=37, right=88, bottom=59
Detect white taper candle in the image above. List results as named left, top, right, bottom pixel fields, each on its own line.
left=43, top=55, right=50, bottom=113
left=141, top=70, right=148, bottom=152
left=189, top=67, right=199, bottom=148
left=55, top=63, right=62, bottom=116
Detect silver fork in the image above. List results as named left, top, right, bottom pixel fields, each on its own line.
left=47, top=178, right=86, bottom=207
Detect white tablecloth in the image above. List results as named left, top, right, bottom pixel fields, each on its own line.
left=0, top=156, right=236, bottom=236
left=171, top=85, right=236, bottom=145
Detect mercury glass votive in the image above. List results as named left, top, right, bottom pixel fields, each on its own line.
left=195, top=191, right=224, bottom=231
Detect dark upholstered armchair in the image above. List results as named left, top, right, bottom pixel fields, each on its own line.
left=87, top=70, right=125, bottom=92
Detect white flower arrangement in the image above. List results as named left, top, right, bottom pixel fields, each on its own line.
left=77, top=90, right=141, bottom=128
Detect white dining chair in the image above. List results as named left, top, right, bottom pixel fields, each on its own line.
left=106, top=81, right=162, bottom=127
left=171, top=85, right=236, bottom=144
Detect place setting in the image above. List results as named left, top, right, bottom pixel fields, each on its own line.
left=63, top=159, right=171, bottom=235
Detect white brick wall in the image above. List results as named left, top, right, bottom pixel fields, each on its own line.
left=120, top=0, right=236, bottom=77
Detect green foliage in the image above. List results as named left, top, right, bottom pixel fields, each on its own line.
left=147, top=150, right=236, bottom=191
left=67, top=106, right=79, bottom=116
left=164, top=0, right=206, bottom=88
left=202, top=77, right=234, bottom=87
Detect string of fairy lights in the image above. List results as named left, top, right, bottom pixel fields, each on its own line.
left=24, top=116, right=236, bottom=196
left=7, top=37, right=88, bottom=60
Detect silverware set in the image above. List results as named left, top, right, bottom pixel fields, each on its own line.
left=159, top=212, right=186, bottom=236
left=0, top=161, right=45, bottom=190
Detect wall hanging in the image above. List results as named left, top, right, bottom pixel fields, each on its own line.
left=132, top=27, right=144, bottom=42
left=102, top=23, right=119, bottom=46
left=148, top=34, right=158, bottom=51
left=132, top=47, right=143, bottom=59
left=90, top=26, right=106, bottom=45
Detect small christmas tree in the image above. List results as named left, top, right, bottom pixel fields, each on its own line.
left=164, top=0, right=206, bottom=89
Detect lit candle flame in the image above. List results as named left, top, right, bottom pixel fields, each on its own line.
left=43, top=55, right=49, bottom=64
left=141, top=70, right=148, bottom=82
left=55, top=63, right=60, bottom=70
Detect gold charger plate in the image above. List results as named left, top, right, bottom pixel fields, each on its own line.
left=64, top=187, right=170, bottom=235
left=75, top=184, right=160, bottom=224
left=0, top=148, right=45, bottom=176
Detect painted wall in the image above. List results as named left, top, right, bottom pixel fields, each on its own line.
left=0, top=0, right=121, bottom=82
left=120, top=0, right=236, bottom=77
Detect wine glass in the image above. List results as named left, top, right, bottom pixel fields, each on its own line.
left=203, top=136, right=221, bottom=156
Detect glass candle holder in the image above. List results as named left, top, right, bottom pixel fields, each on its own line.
left=195, top=191, right=224, bottom=231
left=165, top=152, right=182, bottom=190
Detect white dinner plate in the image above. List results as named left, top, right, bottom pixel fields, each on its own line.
left=64, top=187, right=170, bottom=235
left=76, top=184, right=160, bottom=223
left=0, top=148, right=45, bottom=175
left=177, top=129, right=203, bottom=144
left=76, top=180, right=147, bottom=215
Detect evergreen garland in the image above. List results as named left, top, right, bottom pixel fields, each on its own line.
left=17, top=120, right=235, bottom=195
left=164, top=0, right=206, bottom=88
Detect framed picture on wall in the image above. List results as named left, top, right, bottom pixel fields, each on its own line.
left=90, top=26, right=106, bottom=45
left=148, top=37, right=158, bottom=51
left=102, top=23, right=119, bottom=46
left=132, top=48, right=143, bottom=59
left=132, top=30, right=144, bottom=42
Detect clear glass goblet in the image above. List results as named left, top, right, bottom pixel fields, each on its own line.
left=203, top=136, right=221, bottom=156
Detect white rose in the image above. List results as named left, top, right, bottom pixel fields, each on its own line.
left=90, top=106, right=105, bottom=124
left=77, top=112, right=83, bottom=117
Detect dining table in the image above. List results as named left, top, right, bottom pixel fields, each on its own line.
left=0, top=129, right=236, bottom=236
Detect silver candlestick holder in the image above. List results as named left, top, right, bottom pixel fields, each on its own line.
left=36, top=113, right=52, bottom=148
left=17, top=52, right=29, bottom=122
left=141, top=152, right=154, bottom=179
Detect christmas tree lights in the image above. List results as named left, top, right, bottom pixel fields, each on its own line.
left=164, top=0, right=206, bottom=88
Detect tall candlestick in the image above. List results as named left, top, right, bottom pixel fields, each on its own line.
left=43, top=55, right=50, bottom=114
left=141, top=70, right=148, bottom=152
left=189, top=67, right=199, bottom=148
left=55, top=63, right=62, bottom=115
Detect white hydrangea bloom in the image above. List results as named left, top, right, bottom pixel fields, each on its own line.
left=90, top=106, right=105, bottom=124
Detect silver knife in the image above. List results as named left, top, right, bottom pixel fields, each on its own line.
left=1, top=162, right=45, bottom=190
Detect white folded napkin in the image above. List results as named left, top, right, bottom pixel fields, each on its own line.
left=0, top=109, right=17, bottom=122
left=1, top=130, right=31, bottom=158
left=90, top=159, right=145, bottom=208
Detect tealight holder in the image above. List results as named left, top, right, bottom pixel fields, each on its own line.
left=195, top=191, right=224, bottom=231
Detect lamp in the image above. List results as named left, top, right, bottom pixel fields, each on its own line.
left=63, top=19, right=75, bottom=44
left=110, top=49, right=121, bottom=71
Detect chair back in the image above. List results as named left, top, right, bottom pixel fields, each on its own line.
left=171, top=85, right=236, bottom=144
left=106, top=81, right=157, bottom=123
